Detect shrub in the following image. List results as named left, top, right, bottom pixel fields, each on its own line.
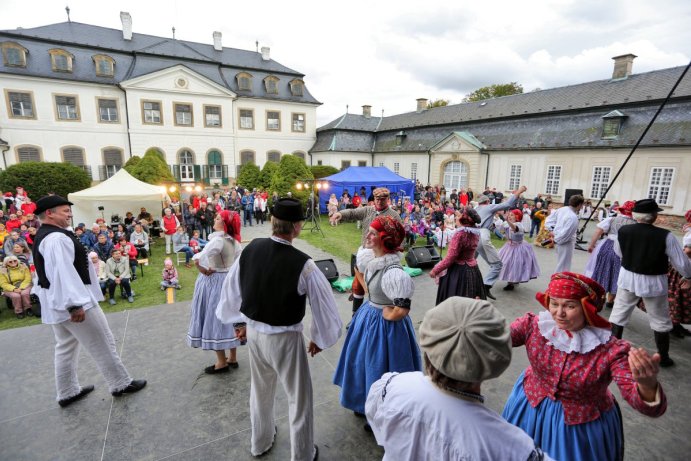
left=260, top=161, right=279, bottom=190
left=310, top=165, right=339, bottom=179
left=0, top=162, right=92, bottom=199
left=123, top=155, right=141, bottom=173
left=237, top=163, right=261, bottom=191
left=129, top=149, right=175, bottom=185
left=270, top=154, right=313, bottom=204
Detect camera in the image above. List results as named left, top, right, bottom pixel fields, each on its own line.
left=97, top=206, right=105, bottom=211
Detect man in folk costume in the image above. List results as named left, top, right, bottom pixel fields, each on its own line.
left=475, top=185, right=527, bottom=300
left=329, top=187, right=401, bottom=316
left=31, top=195, right=146, bottom=407
left=610, top=199, right=691, bottom=367
left=217, top=198, right=342, bottom=461
left=545, top=194, right=584, bottom=273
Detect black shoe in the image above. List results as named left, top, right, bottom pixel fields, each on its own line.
left=671, top=323, right=691, bottom=339
left=611, top=324, right=624, bottom=339
left=654, top=331, right=674, bottom=367
left=112, top=379, right=147, bottom=396
left=227, top=361, right=239, bottom=369
left=25, top=308, right=35, bottom=317
left=59, top=385, right=95, bottom=407
left=605, top=301, right=614, bottom=309
left=363, top=423, right=373, bottom=433
left=659, top=356, right=675, bottom=367
left=484, top=285, right=496, bottom=300
left=354, top=411, right=365, bottom=418
left=16, top=313, right=25, bottom=319
left=503, top=283, right=515, bottom=291
left=313, top=445, right=319, bottom=461
left=205, top=364, right=230, bottom=374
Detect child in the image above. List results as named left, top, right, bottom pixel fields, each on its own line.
left=498, top=209, right=540, bottom=290
left=160, top=258, right=181, bottom=290
left=189, top=230, right=207, bottom=253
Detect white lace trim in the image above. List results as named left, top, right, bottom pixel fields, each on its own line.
left=365, top=252, right=402, bottom=273
left=537, top=310, right=611, bottom=354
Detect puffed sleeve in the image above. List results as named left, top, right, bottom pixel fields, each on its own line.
left=192, top=234, right=225, bottom=269
left=597, top=217, right=613, bottom=233
left=382, top=266, right=414, bottom=308
left=356, top=247, right=375, bottom=273
left=609, top=340, right=667, bottom=417
left=510, top=312, right=536, bottom=347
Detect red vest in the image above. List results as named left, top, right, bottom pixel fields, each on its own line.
left=162, top=215, right=178, bottom=235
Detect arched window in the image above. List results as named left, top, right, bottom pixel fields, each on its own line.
left=236, top=72, right=253, bottom=91
left=267, top=151, right=281, bottom=163
left=178, top=149, right=195, bottom=181
left=292, top=151, right=306, bottom=161
left=207, top=150, right=223, bottom=180
left=16, top=146, right=41, bottom=163
left=264, top=75, right=279, bottom=94
left=49, top=48, right=74, bottom=72
left=92, top=54, right=115, bottom=77
left=62, top=146, right=91, bottom=178
left=240, top=150, right=255, bottom=165
left=289, top=78, right=304, bottom=97
left=1, top=42, right=28, bottom=67
left=443, top=161, right=468, bottom=190
left=102, top=148, right=123, bottom=179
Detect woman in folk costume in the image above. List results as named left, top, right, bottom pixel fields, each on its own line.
left=429, top=207, right=486, bottom=303
left=502, top=272, right=667, bottom=461
left=187, top=210, right=243, bottom=374
left=585, top=200, right=636, bottom=308
left=533, top=206, right=553, bottom=248
left=333, top=216, right=421, bottom=429
left=498, top=209, right=540, bottom=291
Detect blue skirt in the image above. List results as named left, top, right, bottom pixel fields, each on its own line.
left=187, top=271, right=240, bottom=350
left=333, top=301, right=422, bottom=414
left=502, top=371, right=623, bottom=461
left=592, top=239, right=621, bottom=294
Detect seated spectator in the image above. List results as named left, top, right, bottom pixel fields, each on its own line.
left=130, top=223, right=149, bottom=259
left=89, top=251, right=108, bottom=295
left=11, top=241, right=32, bottom=266
left=0, top=210, right=6, bottom=224
left=5, top=214, right=22, bottom=232
left=137, top=207, right=152, bottom=223
left=82, top=224, right=100, bottom=248
left=3, top=230, right=25, bottom=257
left=114, top=235, right=138, bottom=281
left=23, top=212, right=40, bottom=230
left=114, top=223, right=129, bottom=242
left=366, top=297, right=546, bottom=460
left=25, top=226, right=37, bottom=249
left=160, top=258, right=180, bottom=290
left=173, top=225, right=194, bottom=268
left=0, top=223, right=8, bottom=250
left=105, top=249, right=133, bottom=305
left=0, top=255, right=34, bottom=319
left=124, top=211, right=135, bottom=228
left=92, top=233, right=114, bottom=262
left=189, top=230, right=207, bottom=250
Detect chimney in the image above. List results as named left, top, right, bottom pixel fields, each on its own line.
left=261, top=46, right=270, bottom=61
left=416, top=98, right=428, bottom=112
left=611, top=53, right=637, bottom=79
left=213, top=31, right=222, bottom=51
left=120, top=12, right=132, bottom=41
left=362, top=105, right=372, bottom=118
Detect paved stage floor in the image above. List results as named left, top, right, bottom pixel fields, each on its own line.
left=1, top=222, right=690, bottom=460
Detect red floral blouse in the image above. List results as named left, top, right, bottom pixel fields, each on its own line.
left=511, top=312, right=667, bottom=425
left=429, top=230, right=479, bottom=277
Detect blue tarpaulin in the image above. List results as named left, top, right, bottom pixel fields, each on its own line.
left=317, top=166, right=415, bottom=213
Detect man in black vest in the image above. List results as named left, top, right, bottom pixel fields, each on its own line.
left=32, top=195, right=146, bottom=407
left=610, top=199, right=691, bottom=367
left=216, top=197, right=342, bottom=461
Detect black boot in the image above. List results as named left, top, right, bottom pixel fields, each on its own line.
left=352, top=296, right=364, bottom=316
left=484, top=285, right=496, bottom=300
left=654, top=331, right=675, bottom=367
left=611, top=324, right=624, bottom=339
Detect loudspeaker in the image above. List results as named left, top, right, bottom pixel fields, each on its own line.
left=315, top=259, right=339, bottom=283
left=564, top=189, right=584, bottom=205
left=405, top=245, right=441, bottom=268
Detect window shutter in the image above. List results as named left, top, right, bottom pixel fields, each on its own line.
left=172, top=164, right=181, bottom=181
left=63, top=147, right=85, bottom=166
left=202, top=165, right=210, bottom=185
left=103, top=149, right=123, bottom=166
left=98, top=165, right=107, bottom=181
left=17, top=147, right=40, bottom=162
left=193, top=164, right=202, bottom=181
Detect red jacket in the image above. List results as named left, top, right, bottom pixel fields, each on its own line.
left=5, top=218, right=22, bottom=232
left=21, top=202, right=37, bottom=215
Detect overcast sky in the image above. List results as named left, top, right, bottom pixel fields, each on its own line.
left=2, top=0, right=689, bottom=125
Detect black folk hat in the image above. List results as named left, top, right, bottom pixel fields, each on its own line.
left=271, top=198, right=306, bottom=222
left=34, top=195, right=73, bottom=215
left=633, top=198, right=664, bottom=214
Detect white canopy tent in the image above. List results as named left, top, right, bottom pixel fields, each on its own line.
left=68, top=169, right=166, bottom=227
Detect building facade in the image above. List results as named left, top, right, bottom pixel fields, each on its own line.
left=0, top=13, right=319, bottom=186
left=311, top=56, right=691, bottom=216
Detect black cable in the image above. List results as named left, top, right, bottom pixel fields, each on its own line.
left=577, top=60, right=691, bottom=240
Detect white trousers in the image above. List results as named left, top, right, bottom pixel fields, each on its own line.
left=555, top=242, right=574, bottom=273
left=164, top=234, right=173, bottom=254
left=248, top=327, right=315, bottom=461
left=609, top=287, right=673, bottom=332
left=52, top=306, right=132, bottom=401
left=476, top=228, right=503, bottom=286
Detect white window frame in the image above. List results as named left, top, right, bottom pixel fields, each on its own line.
left=379, top=161, right=384, bottom=167
left=6, top=91, right=34, bottom=118
left=204, top=105, right=222, bottom=127
left=545, top=165, right=562, bottom=195
left=142, top=100, right=162, bottom=124
left=410, top=163, right=418, bottom=180
left=239, top=109, right=254, bottom=130
left=179, top=150, right=195, bottom=181
left=443, top=161, right=468, bottom=190
left=291, top=113, right=305, bottom=132
left=647, top=167, right=675, bottom=206
left=174, top=103, right=193, bottom=126
left=98, top=98, right=119, bottom=123
left=393, top=162, right=400, bottom=175
left=590, top=166, right=612, bottom=199
left=508, top=164, right=522, bottom=190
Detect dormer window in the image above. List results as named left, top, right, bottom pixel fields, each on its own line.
left=1, top=42, right=28, bottom=67
left=264, top=75, right=279, bottom=94
left=602, top=110, right=626, bottom=139
left=93, top=54, right=115, bottom=77
left=289, top=78, right=304, bottom=97
left=396, top=131, right=407, bottom=146
left=49, top=48, right=74, bottom=73
left=236, top=72, right=253, bottom=91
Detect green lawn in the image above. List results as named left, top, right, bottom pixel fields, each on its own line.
left=0, top=238, right=200, bottom=331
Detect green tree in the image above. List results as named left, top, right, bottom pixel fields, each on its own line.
left=238, top=163, right=261, bottom=190
left=427, top=98, right=450, bottom=108
left=310, top=165, right=339, bottom=179
left=129, top=149, right=175, bottom=185
left=463, top=82, right=523, bottom=102
left=260, top=161, right=279, bottom=190
left=270, top=154, right=313, bottom=204
left=123, top=155, right=141, bottom=174
left=0, top=162, right=92, bottom=199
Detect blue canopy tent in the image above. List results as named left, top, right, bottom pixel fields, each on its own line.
left=317, top=166, right=415, bottom=213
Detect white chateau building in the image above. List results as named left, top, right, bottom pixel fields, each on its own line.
left=0, top=12, right=319, bottom=186
left=311, top=56, right=691, bottom=217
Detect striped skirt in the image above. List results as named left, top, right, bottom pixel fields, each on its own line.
left=187, top=271, right=240, bottom=350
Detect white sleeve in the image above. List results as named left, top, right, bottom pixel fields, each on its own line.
left=192, top=235, right=223, bottom=269
left=215, top=257, right=246, bottom=324
left=545, top=209, right=557, bottom=230
left=356, top=247, right=374, bottom=273
left=299, top=259, right=342, bottom=350
left=666, top=233, right=691, bottom=278
left=382, top=266, right=414, bottom=302
left=597, top=217, right=613, bottom=233
left=554, top=214, right=578, bottom=244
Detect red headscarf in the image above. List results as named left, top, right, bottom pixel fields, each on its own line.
left=370, top=215, right=405, bottom=253
left=618, top=200, right=635, bottom=217
left=510, top=209, right=523, bottom=222
left=685, top=209, right=691, bottom=223
left=536, top=272, right=609, bottom=329
left=220, top=210, right=241, bottom=242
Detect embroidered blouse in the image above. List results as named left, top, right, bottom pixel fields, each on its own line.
left=429, top=228, right=479, bottom=277
left=511, top=311, right=667, bottom=425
